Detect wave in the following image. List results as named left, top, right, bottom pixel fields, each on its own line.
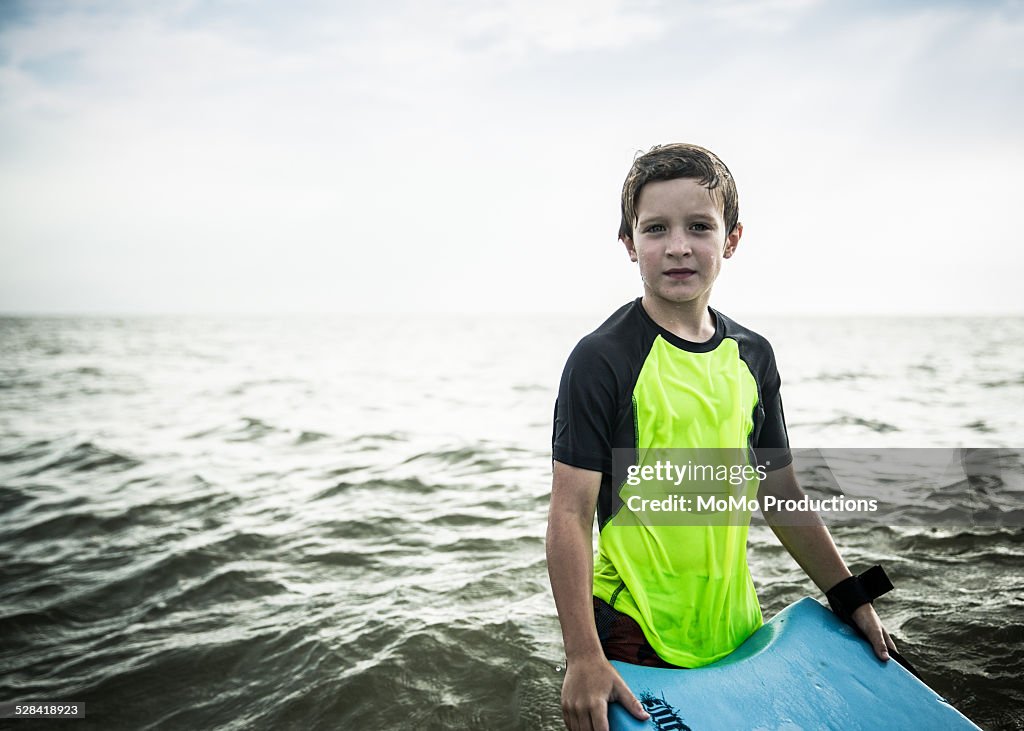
left=295, top=430, right=329, bottom=445
left=980, top=373, right=1024, bottom=388
left=16, top=441, right=141, bottom=477
left=185, top=418, right=335, bottom=447
left=3, top=489, right=243, bottom=544
left=0, top=531, right=284, bottom=643
left=311, top=475, right=443, bottom=502
left=187, top=417, right=281, bottom=442
left=812, top=415, right=902, bottom=433
left=0, top=484, right=36, bottom=514
left=807, top=371, right=882, bottom=382
left=226, top=377, right=305, bottom=397
left=0, top=438, right=56, bottom=464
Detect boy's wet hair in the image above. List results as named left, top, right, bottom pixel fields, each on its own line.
left=618, top=143, right=739, bottom=241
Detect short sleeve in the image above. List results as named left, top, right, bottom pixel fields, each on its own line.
left=754, top=342, right=793, bottom=472
left=551, top=338, right=619, bottom=474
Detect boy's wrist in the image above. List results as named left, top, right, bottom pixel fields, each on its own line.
left=564, top=644, right=606, bottom=663
left=825, top=565, right=894, bottom=624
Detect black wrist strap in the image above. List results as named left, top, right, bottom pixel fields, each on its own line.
left=824, top=565, right=922, bottom=680
left=825, top=565, right=893, bottom=624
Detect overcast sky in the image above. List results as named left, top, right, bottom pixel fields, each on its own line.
left=1, top=0, right=1021, bottom=315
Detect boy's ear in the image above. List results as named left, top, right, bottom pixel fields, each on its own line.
left=723, top=222, right=743, bottom=259
left=621, top=235, right=638, bottom=262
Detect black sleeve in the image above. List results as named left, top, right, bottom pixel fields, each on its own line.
left=552, top=337, right=619, bottom=474
left=755, top=341, right=793, bottom=472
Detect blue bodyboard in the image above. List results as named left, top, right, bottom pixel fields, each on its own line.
left=609, top=597, right=979, bottom=730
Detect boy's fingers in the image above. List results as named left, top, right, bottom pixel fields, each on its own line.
left=563, top=702, right=584, bottom=731
left=563, top=701, right=600, bottom=731
left=859, top=620, right=886, bottom=661
left=589, top=707, right=608, bottom=731
left=613, top=678, right=650, bottom=720
left=565, top=704, right=581, bottom=728
left=871, top=628, right=890, bottom=661
left=853, top=605, right=890, bottom=661
left=577, top=704, right=593, bottom=728
left=884, top=628, right=899, bottom=654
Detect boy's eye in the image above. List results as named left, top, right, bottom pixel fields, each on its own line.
left=690, top=223, right=711, bottom=232
left=643, top=224, right=666, bottom=233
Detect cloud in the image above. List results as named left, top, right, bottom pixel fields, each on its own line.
left=0, top=1, right=1021, bottom=314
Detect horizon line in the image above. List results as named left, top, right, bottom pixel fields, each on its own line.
left=2, top=309, right=1023, bottom=319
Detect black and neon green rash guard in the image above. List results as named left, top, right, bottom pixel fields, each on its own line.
left=552, top=298, right=792, bottom=668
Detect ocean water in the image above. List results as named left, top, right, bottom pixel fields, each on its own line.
left=1, top=312, right=1022, bottom=730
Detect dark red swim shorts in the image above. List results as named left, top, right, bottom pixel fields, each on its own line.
left=593, top=596, right=686, bottom=669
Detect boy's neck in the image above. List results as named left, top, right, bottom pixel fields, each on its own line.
left=641, top=293, right=716, bottom=343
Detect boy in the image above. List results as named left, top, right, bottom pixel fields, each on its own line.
left=546, top=144, right=898, bottom=731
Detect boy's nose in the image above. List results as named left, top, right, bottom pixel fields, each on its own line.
left=666, top=232, right=692, bottom=256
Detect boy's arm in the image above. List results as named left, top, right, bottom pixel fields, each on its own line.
left=546, top=460, right=649, bottom=731
left=757, top=464, right=898, bottom=662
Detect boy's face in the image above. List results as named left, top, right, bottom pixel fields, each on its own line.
left=622, top=177, right=742, bottom=311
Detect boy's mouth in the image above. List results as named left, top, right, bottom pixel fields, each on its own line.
left=664, top=268, right=696, bottom=280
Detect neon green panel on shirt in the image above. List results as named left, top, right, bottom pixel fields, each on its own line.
left=592, top=334, right=763, bottom=668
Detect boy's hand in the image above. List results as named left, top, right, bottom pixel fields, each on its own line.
left=561, top=654, right=649, bottom=731
left=850, top=603, right=898, bottom=662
